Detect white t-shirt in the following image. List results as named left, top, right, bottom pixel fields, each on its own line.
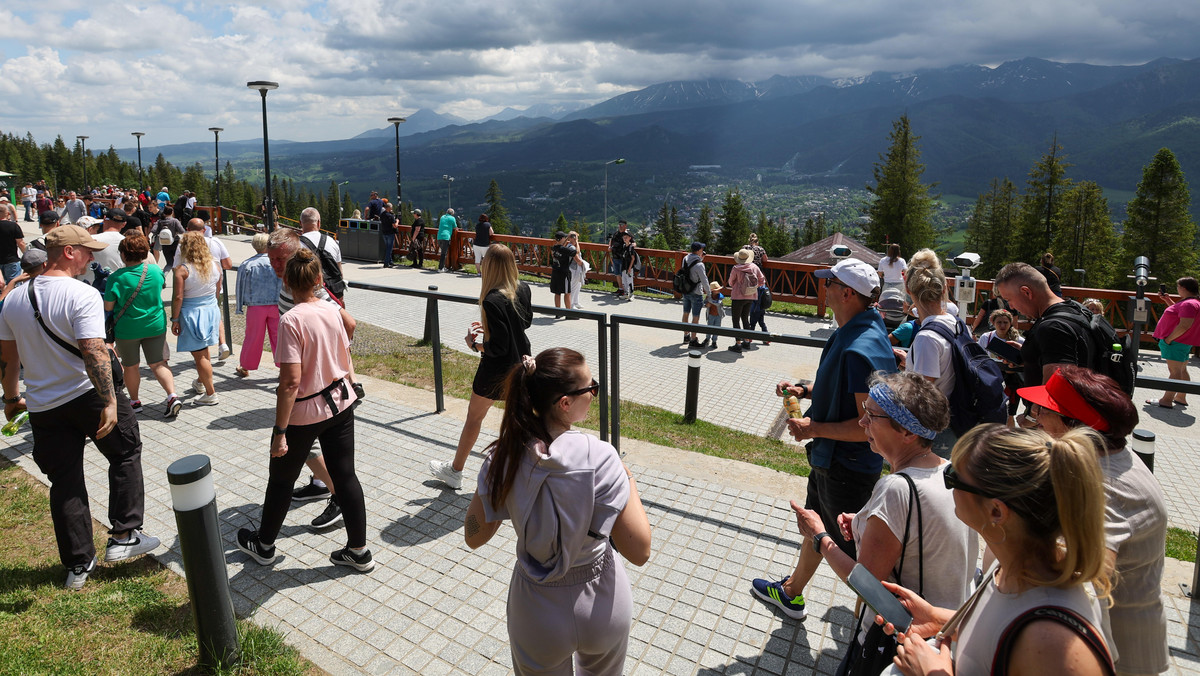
left=172, top=236, right=230, bottom=269
left=850, top=463, right=977, bottom=639
left=910, top=313, right=957, bottom=398
left=91, top=230, right=126, bottom=273
left=302, top=230, right=342, bottom=263
left=0, top=276, right=105, bottom=411
left=878, top=256, right=907, bottom=284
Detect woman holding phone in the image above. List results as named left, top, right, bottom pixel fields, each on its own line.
left=1150, top=276, right=1200, bottom=408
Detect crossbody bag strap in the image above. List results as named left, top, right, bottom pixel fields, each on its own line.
left=27, top=282, right=83, bottom=359
left=991, top=606, right=1115, bottom=676
left=892, top=471, right=924, bottom=596
left=112, top=263, right=148, bottom=325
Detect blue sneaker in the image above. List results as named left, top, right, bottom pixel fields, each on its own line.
left=751, top=575, right=807, bottom=619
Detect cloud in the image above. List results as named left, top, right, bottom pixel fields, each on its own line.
left=2, top=0, right=1196, bottom=148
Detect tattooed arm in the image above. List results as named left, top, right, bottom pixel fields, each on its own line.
left=79, top=337, right=118, bottom=438
left=1, top=340, right=25, bottom=420
left=464, top=493, right=501, bottom=549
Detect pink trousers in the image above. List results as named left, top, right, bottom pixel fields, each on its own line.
left=240, top=304, right=279, bottom=371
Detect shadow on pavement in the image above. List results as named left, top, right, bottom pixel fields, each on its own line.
left=380, top=492, right=472, bottom=548
left=1139, top=403, right=1197, bottom=428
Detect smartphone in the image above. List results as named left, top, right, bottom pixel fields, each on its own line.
left=1160, top=282, right=1169, bottom=294
left=986, top=338, right=1024, bottom=365
left=847, top=564, right=912, bottom=634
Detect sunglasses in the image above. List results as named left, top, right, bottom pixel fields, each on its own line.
left=560, top=378, right=599, bottom=399
left=942, top=464, right=995, bottom=498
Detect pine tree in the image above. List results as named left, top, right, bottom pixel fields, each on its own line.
left=694, top=204, right=714, bottom=248
left=1013, top=137, right=1072, bottom=265
left=714, top=190, right=749, bottom=254
left=1050, top=181, right=1120, bottom=288
left=573, top=216, right=593, bottom=244
left=864, top=115, right=937, bottom=254
left=485, top=179, right=512, bottom=235
left=665, top=205, right=684, bottom=251
left=963, top=177, right=1019, bottom=278
left=762, top=215, right=792, bottom=256
left=1121, top=147, right=1197, bottom=285
left=554, top=212, right=569, bottom=232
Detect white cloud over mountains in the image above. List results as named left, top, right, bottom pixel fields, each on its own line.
left=2, top=0, right=1197, bottom=150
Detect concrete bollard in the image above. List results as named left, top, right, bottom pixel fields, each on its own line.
left=683, top=349, right=701, bottom=424
left=1131, top=429, right=1155, bottom=472
left=167, top=454, right=240, bottom=670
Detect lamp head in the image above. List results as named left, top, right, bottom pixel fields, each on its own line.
left=131, top=132, right=145, bottom=138
left=208, top=127, right=224, bottom=133
left=387, top=117, right=407, bottom=124
left=247, top=81, right=279, bottom=92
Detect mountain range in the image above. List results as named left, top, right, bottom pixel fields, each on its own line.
left=131, top=57, right=1200, bottom=216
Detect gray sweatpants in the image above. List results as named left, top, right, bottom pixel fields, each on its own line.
left=507, top=547, right=632, bottom=675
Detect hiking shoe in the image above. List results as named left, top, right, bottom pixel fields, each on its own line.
left=129, top=399, right=143, bottom=413
left=164, top=395, right=182, bottom=418
left=194, top=392, right=219, bottom=406
left=104, top=529, right=161, bottom=562
left=236, top=528, right=276, bottom=565
left=65, top=556, right=97, bottom=591
left=192, top=379, right=205, bottom=395
left=311, top=496, right=342, bottom=530
left=292, top=480, right=331, bottom=502
left=217, top=345, right=233, bottom=361
left=429, top=460, right=463, bottom=490
left=330, top=547, right=375, bottom=572
left=352, top=382, right=365, bottom=400
left=751, top=576, right=807, bottom=619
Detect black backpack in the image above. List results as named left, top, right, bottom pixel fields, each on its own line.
left=299, top=232, right=346, bottom=300
left=1041, top=301, right=1136, bottom=396
left=917, top=318, right=1008, bottom=435
left=673, top=257, right=701, bottom=294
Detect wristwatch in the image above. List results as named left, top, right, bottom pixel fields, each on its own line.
left=2, top=395, right=20, bottom=404
left=795, top=383, right=810, bottom=398
left=272, top=425, right=287, bottom=437
left=812, top=531, right=830, bottom=553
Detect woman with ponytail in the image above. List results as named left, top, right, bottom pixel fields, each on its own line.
left=904, top=249, right=959, bottom=456
left=430, top=243, right=532, bottom=489
left=464, top=347, right=651, bottom=675
left=881, top=424, right=1116, bottom=676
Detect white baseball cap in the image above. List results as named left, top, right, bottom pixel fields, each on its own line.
left=815, top=259, right=880, bottom=297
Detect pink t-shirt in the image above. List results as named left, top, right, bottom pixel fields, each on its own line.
left=277, top=300, right=357, bottom=426
left=1153, top=297, right=1200, bottom=345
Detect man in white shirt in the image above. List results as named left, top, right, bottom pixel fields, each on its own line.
left=91, top=209, right=128, bottom=273
left=0, top=224, right=161, bottom=590
left=21, top=183, right=36, bottom=222
left=62, top=192, right=86, bottom=224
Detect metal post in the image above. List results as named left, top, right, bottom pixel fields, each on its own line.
left=597, top=313, right=609, bottom=442
left=209, top=127, right=223, bottom=233
left=610, top=318, right=621, bottom=452
left=1131, top=429, right=1155, bottom=472
left=683, top=349, right=701, bottom=423
left=426, top=286, right=445, bottom=413
left=220, top=268, right=233, bottom=354
left=167, top=455, right=239, bottom=670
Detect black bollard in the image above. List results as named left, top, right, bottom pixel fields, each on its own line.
left=683, top=349, right=701, bottom=424
left=427, top=285, right=445, bottom=413
left=1131, top=429, right=1155, bottom=472
left=167, top=455, right=240, bottom=670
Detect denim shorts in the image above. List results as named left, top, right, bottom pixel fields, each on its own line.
left=682, top=293, right=705, bottom=316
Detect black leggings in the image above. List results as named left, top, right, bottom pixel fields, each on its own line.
left=731, top=299, right=752, bottom=335
left=258, top=405, right=366, bottom=548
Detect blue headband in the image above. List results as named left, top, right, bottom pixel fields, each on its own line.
left=869, top=383, right=938, bottom=440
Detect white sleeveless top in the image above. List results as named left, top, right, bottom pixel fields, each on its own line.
left=182, top=261, right=220, bottom=299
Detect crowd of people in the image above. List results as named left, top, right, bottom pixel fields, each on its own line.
left=0, top=196, right=1181, bottom=675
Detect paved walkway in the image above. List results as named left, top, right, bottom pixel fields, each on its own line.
left=2, top=226, right=1198, bottom=675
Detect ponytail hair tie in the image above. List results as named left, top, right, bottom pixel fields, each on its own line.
left=522, top=354, right=537, bottom=373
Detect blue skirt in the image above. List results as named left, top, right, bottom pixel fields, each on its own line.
left=178, top=295, right=219, bottom=353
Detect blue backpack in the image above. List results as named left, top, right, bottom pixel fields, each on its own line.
left=916, top=318, right=1008, bottom=435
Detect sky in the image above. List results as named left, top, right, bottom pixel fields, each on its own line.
left=1, top=0, right=1198, bottom=152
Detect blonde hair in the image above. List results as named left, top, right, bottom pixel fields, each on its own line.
left=567, top=230, right=579, bottom=241
left=1082, top=298, right=1104, bottom=315
left=951, top=424, right=1111, bottom=599
left=251, top=233, right=270, bottom=253
left=179, top=232, right=214, bottom=283
left=478, top=243, right=520, bottom=341
left=905, top=248, right=946, bottom=306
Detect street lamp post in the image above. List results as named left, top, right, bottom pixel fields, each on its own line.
left=208, top=127, right=223, bottom=230
left=335, top=180, right=349, bottom=221
left=442, top=174, right=454, bottom=211
left=387, top=117, right=407, bottom=208
left=76, top=135, right=89, bottom=191
left=131, top=132, right=145, bottom=188
left=246, top=81, right=279, bottom=231
left=603, top=158, right=626, bottom=242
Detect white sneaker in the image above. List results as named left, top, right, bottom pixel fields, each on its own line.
left=104, top=530, right=161, bottom=562
left=164, top=395, right=182, bottom=418
left=429, top=460, right=463, bottom=490
left=195, top=392, right=219, bottom=406
left=65, top=556, right=97, bottom=591
left=217, top=345, right=233, bottom=361
left=192, top=379, right=205, bottom=395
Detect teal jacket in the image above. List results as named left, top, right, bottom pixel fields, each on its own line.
left=437, top=214, right=456, bottom=241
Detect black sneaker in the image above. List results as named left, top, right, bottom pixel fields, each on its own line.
left=236, top=528, right=276, bottom=565
left=688, top=340, right=704, bottom=349
left=292, top=480, right=331, bottom=502
left=330, top=546, right=375, bottom=572
left=728, top=344, right=743, bottom=353
left=311, top=496, right=342, bottom=530
left=351, top=382, right=365, bottom=400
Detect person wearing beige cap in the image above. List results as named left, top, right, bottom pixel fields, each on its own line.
left=0, top=224, right=160, bottom=591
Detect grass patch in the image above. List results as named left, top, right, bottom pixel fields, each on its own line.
left=0, top=458, right=319, bottom=675
left=351, top=330, right=809, bottom=477
left=1167, top=527, right=1197, bottom=562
